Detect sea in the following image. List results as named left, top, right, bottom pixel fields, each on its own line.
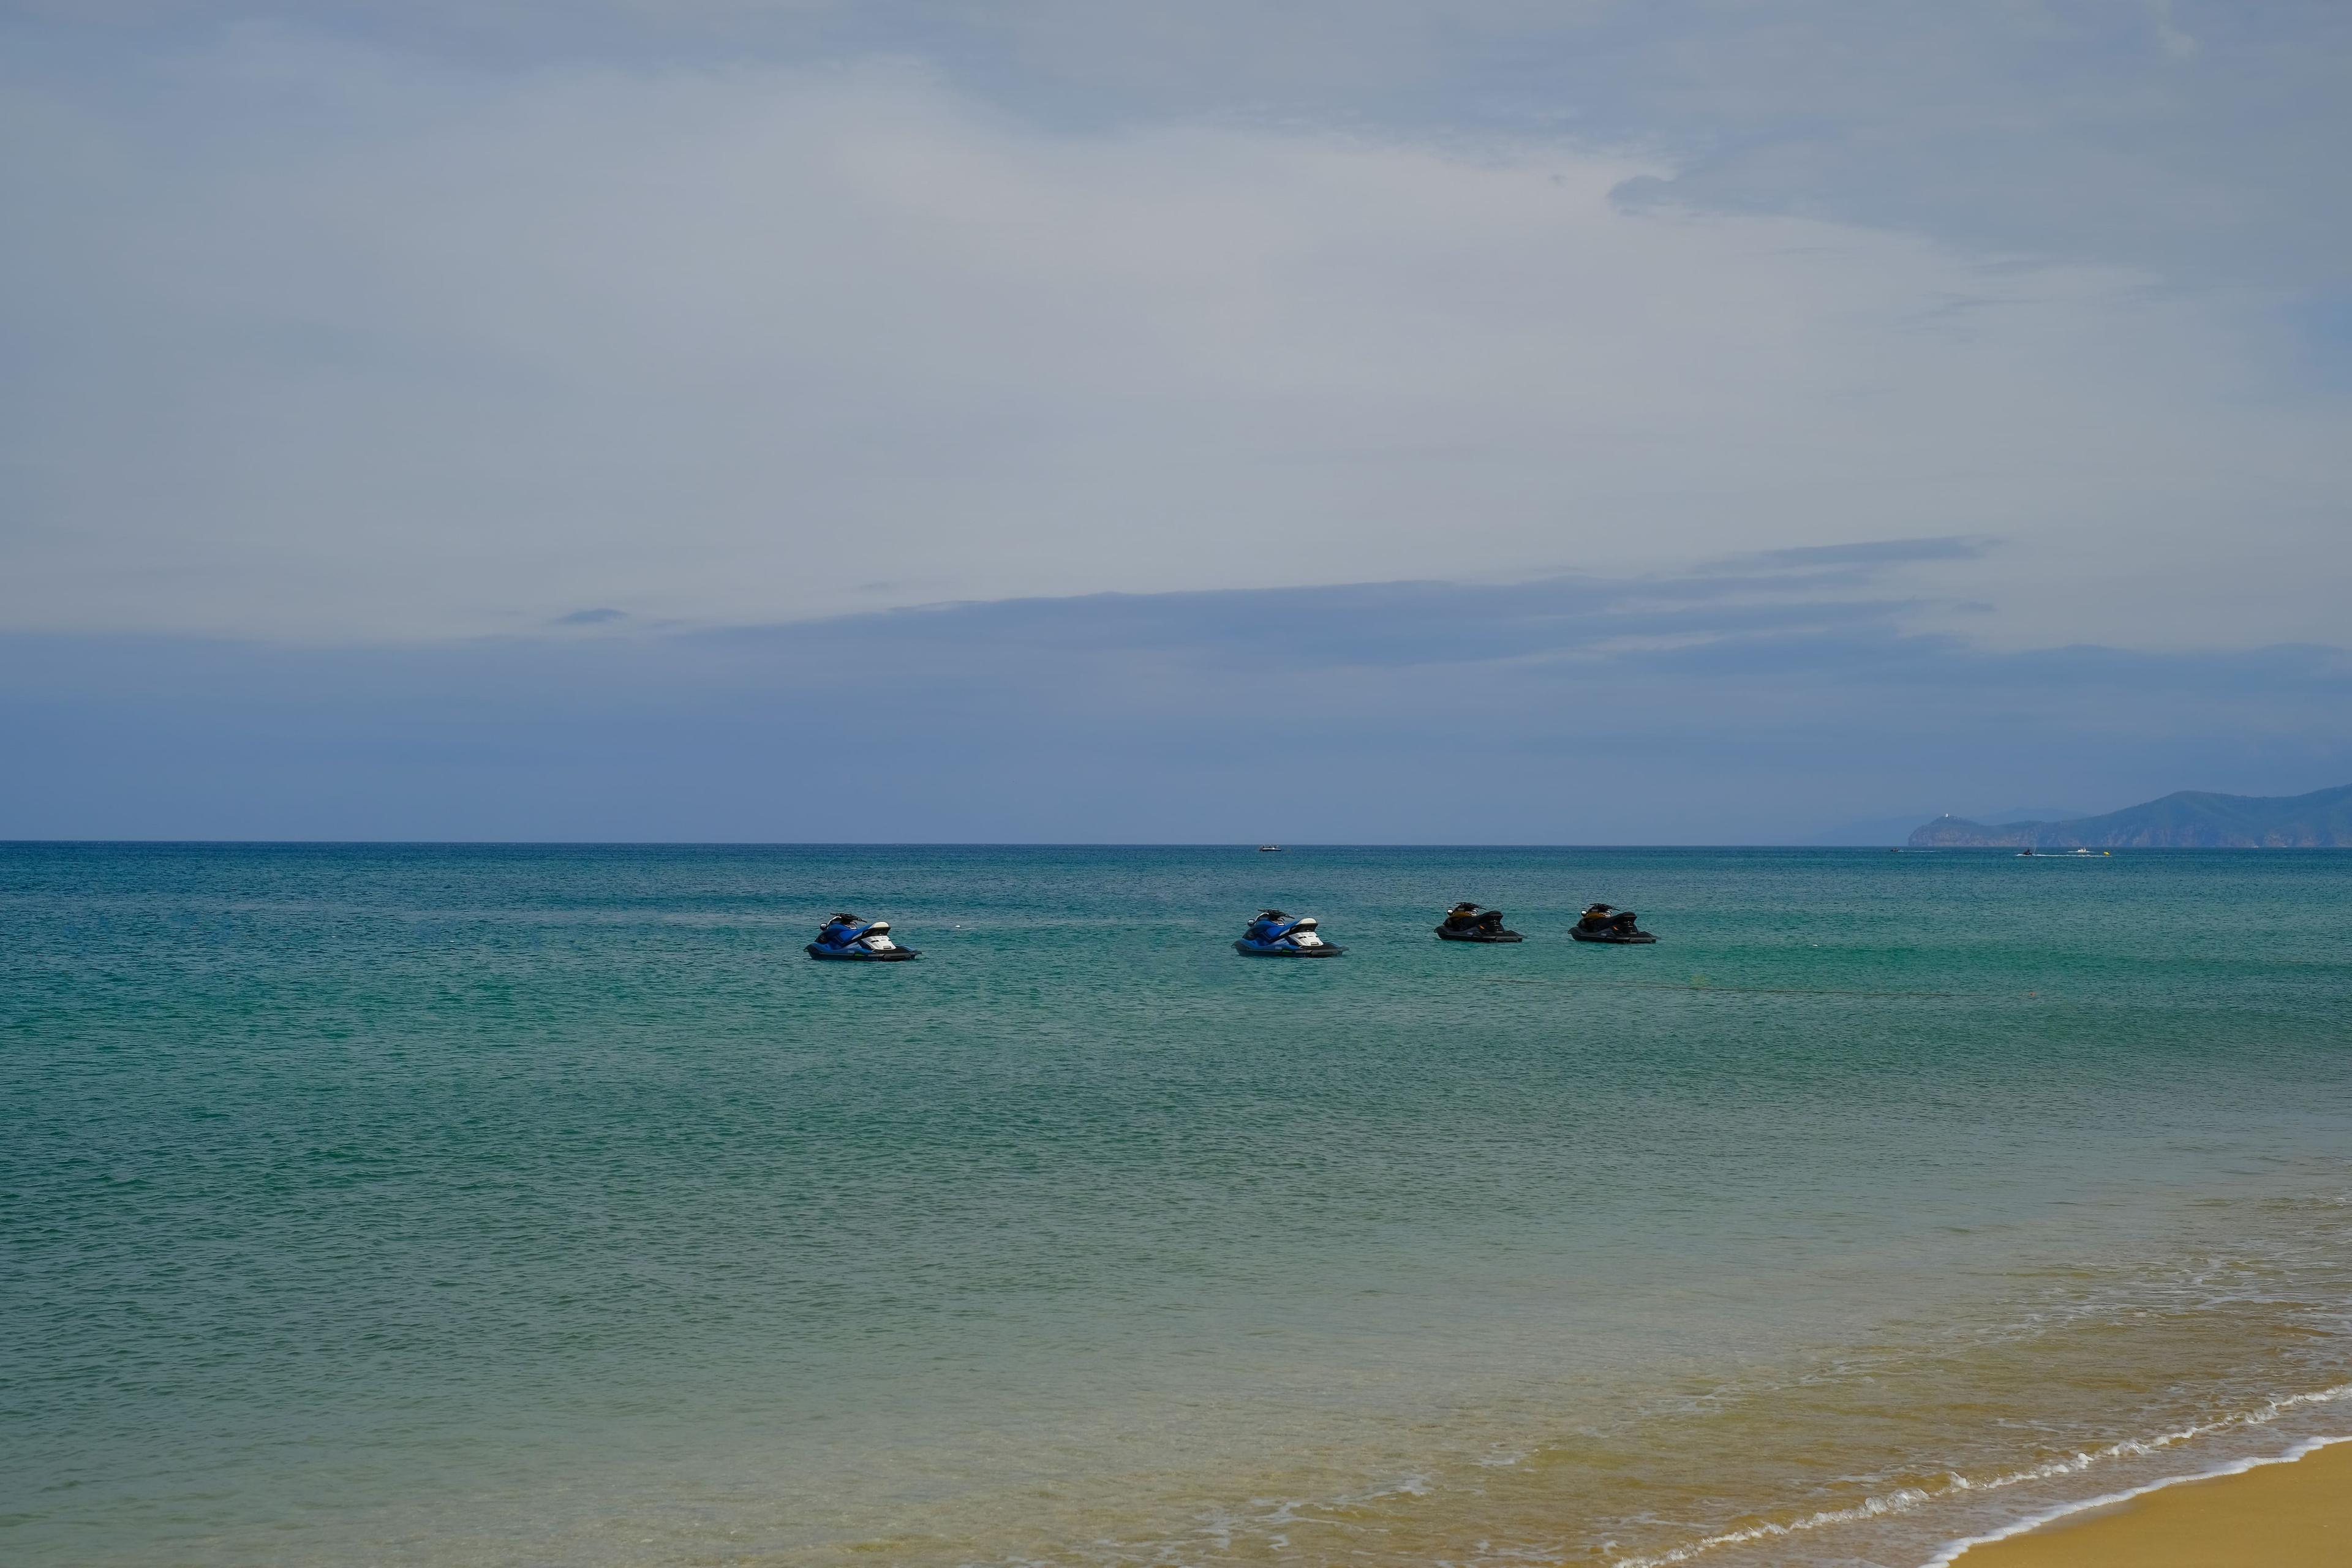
left=4, top=844, right=2349, bottom=1568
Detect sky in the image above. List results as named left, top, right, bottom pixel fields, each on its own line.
left=2, top=1, right=2347, bottom=840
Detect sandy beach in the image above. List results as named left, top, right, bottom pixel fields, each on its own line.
left=1954, top=1439, right=2352, bottom=1567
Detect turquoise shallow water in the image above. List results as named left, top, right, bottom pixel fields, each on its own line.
left=3, top=845, right=2350, bottom=1567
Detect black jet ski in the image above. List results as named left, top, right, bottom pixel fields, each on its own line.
left=1234, top=909, right=1344, bottom=956
left=1570, top=903, right=1656, bottom=944
left=805, top=912, right=921, bottom=961
left=1434, top=902, right=1522, bottom=942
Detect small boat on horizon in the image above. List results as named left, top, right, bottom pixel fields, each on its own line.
left=1257, top=845, right=1281, bottom=853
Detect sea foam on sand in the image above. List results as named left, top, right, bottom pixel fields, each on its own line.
left=1928, top=1434, right=2352, bottom=1567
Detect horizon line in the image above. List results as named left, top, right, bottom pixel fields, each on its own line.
left=7, top=839, right=2339, bottom=851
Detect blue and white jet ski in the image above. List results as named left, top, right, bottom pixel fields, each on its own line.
left=805, top=913, right=921, bottom=961
left=1234, top=909, right=1344, bottom=957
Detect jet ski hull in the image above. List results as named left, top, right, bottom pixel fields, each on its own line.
left=1436, top=928, right=1522, bottom=942
left=805, top=944, right=922, bottom=961
left=1234, top=941, right=1345, bottom=957
left=1570, top=928, right=1656, bottom=944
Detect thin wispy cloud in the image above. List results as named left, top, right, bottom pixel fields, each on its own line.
left=6, top=552, right=2346, bottom=842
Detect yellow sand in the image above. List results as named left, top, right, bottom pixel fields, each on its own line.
left=1956, top=1439, right=2352, bottom=1567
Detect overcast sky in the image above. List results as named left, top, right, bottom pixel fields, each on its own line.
left=3, top=2, right=2347, bottom=838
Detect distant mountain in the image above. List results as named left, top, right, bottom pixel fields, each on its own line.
left=1910, top=784, right=2352, bottom=848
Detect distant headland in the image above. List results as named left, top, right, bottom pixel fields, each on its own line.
left=1910, top=783, right=2352, bottom=848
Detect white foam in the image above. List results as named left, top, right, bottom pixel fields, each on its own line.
left=1610, top=1381, right=2352, bottom=1568
left=1918, top=1433, right=2352, bottom=1568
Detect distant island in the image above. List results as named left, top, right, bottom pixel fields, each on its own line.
left=1910, top=783, right=2352, bottom=848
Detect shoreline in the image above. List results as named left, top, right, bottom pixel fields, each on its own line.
left=1928, top=1434, right=2352, bottom=1567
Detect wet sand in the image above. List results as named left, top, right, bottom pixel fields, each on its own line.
left=1953, top=1438, right=2352, bottom=1567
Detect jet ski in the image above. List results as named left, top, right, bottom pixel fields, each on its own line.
left=805, top=912, right=921, bottom=961
left=1570, top=903, right=1656, bottom=944
left=1434, top=902, right=1522, bottom=942
left=1234, top=909, right=1344, bottom=957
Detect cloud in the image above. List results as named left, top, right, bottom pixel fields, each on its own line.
left=5, top=556, right=2346, bottom=843
left=1706, top=537, right=1995, bottom=573
left=1, top=24, right=2346, bottom=653
left=17, top=2, right=2345, bottom=288
left=4, top=7, right=2342, bottom=845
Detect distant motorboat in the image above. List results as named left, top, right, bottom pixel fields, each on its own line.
left=1257, top=845, right=1281, bottom=853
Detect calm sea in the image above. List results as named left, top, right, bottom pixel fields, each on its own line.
left=4, top=845, right=2349, bottom=1567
